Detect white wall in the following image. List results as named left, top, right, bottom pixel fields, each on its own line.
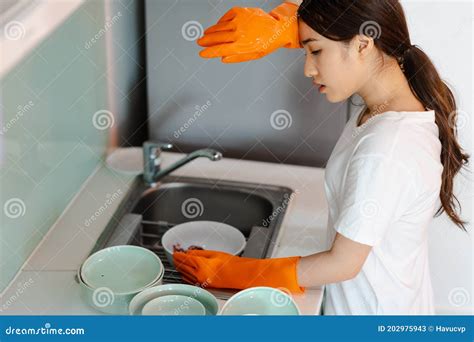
left=401, top=0, right=473, bottom=314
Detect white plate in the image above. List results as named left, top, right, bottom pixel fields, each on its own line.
left=219, top=287, right=301, bottom=315
left=129, top=284, right=219, bottom=315
left=106, top=147, right=143, bottom=175
left=141, top=295, right=206, bottom=316
left=161, top=220, right=247, bottom=267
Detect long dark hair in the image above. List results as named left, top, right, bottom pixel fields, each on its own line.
left=298, top=0, right=470, bottom=231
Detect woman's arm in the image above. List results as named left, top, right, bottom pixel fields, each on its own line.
left=197, top=1, right=302, bottom=63
left=297, top=232, right=372, bottom=287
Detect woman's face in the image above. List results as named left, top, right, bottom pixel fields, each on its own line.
left=298, top=20, right=370, bottom=103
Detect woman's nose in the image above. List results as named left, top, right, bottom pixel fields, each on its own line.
left=304, top=58, right=318, bottom=78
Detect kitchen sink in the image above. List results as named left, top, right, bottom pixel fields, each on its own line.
left=92, top=175, right=293, bottom=299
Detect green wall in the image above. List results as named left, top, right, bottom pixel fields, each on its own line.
left=0, top=1, right=110, bottom=291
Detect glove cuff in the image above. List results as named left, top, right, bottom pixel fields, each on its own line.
left=233, top=256, right=305, bottom=294
left=269, top=2, right=302, bottom=49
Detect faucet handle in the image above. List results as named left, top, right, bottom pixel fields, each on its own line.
left=143, top=141, right=173, bottom=159
left=143, top=141, right=173, bottom=184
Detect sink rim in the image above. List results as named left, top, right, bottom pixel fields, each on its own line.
left=91, top=175, right=295, bottom=300
left=97, top=175, right=295, bottom=255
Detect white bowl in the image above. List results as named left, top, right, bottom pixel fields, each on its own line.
left=219, top=287, right=301, bottom=316
left=141, top=295, right=206, bottom=316
left=161, top=220, right=246, bottom=267
left=76, top=265, right=163, bottom=315
left=80, top=245, right=164, bottom=294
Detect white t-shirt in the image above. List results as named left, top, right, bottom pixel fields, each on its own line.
left=322, top=107, right=443, bottom=315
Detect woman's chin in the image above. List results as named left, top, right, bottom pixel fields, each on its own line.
left=325, top=93, right=340, bottom=103
left=325, top=92, right=349, bottom=103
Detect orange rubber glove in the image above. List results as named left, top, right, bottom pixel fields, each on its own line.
left=197, top=2, right=301, bottom=63
left=173, top=249, right=305, bottom=294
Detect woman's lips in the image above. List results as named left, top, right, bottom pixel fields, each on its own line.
left=314, top=82, right=326, bottom=93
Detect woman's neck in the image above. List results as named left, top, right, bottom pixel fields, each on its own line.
left=357, top=57, right=422, bottom=115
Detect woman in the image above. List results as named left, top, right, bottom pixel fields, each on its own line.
left=173, top=0, right=470, bottom=315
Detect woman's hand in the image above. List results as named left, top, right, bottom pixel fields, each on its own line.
left=197, top=2, right=301, bottom=63
left=173, top=249, right=305, bottom=293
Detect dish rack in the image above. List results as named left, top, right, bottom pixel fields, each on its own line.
left=100, top=214, right=245, bottom=300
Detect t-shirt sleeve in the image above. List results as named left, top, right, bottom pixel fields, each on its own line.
left=333, top=154, right=419, bottom=246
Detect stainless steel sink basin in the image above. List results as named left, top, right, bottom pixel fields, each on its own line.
left=93, top=175, right=293, bottom=299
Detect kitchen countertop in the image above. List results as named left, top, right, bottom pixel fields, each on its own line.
left=0, top=151, right=329, bottom=315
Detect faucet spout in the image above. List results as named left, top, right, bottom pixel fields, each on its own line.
left=142, top=141, right=222, bottom=186
left=152, top=148, right=222, bottom=182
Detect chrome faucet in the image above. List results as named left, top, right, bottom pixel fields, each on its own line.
left=142, top=141, right=222, bottom=186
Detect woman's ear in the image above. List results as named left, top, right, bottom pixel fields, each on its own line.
left=354, top=34, right=374, bottom=56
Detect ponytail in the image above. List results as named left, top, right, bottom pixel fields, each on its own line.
left=401, top=45, right=470, bottom=231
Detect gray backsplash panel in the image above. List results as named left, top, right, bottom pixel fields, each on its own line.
left=145, top=0, right=349, bottom=167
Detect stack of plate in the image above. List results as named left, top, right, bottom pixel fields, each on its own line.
left=77, top=245, right=164, bottom=314
left=129, top=284, right=219, bottom=316
left=77, top=245, right=300, bottom=316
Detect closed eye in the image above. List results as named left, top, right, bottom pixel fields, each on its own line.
left=304, top=50, right=321, bottom=57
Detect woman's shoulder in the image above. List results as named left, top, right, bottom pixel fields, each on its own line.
left=353, top=110, right=439, bottom=161
left=352, top=111, right=443, bottom=187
